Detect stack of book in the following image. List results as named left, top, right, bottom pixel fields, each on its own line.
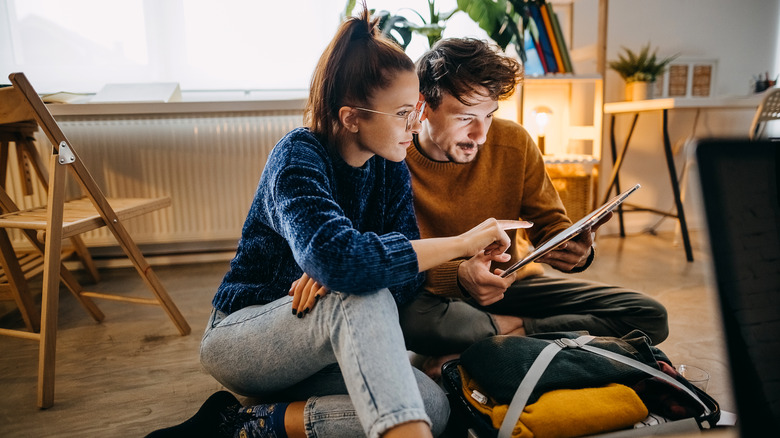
left=522, top=0, right=573, bottom=76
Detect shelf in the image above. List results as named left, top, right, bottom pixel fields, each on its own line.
left=501, top=75, right=603, bottom=160
left=543, top=154, right=600, bottom=165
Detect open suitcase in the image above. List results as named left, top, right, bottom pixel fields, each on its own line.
left=441, top=333, right=721, bottom=438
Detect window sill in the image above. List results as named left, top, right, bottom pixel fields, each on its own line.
left=47, top=89, right=308, bottom=117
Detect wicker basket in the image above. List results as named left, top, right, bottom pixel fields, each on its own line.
left=546, top=164, right=593, bottom=222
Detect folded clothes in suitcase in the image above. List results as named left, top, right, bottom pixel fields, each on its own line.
left=441, top=331, right=720, bottom=438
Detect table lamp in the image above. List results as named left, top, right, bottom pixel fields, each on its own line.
left=533, top=106, right=553, bottom=155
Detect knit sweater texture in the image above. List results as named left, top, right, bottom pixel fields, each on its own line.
left=405, top=118, right=571, bottom=298
left=213, top=128, right=424, bottom=314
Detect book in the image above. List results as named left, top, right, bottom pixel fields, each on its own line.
left=527, top=18, right=549, bottom=73
left=40, top=91, right=91, bottom=104
left=539, top=0, right=565, bottom=73
left=522, top=27, right=546, bottom=76
left=548, top=7, right=574, bottom=73
left=528, top=2, right=558, bottom=73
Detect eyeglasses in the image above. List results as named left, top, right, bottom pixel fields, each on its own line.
left=353, top=100, right=426, bottom=131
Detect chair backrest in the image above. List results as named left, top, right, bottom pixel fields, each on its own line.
left=6, top=73, right=120, bottom=224
left=749, top=87, right=780, bottom=140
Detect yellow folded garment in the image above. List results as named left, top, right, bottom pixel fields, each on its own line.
left=459, top=365, right=648, bottom=438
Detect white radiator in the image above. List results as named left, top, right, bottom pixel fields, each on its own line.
left=3, top=110, right=303, bottom=254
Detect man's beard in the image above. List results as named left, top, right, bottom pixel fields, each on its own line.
left=445, top=142, right=482, bottom=163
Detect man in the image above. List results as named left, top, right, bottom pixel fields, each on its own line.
left=399, top=38, right=668, bottom=375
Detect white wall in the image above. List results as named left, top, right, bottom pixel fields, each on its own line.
left=574, top=0, right=780, bottom=235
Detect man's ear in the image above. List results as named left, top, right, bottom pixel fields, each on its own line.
left=339, top=106, right=360, bottom=133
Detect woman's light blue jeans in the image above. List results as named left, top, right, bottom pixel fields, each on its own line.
left=200, top=288, right=449, bottom=438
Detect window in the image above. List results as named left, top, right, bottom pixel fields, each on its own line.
left=0, top=0, right=344, bottom=93
left=0, top=0, right=478, bottom=95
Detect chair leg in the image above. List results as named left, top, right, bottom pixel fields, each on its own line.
left=0, top=229, right=40, bottom=332
left=69, top=235, right=100, bottom=284
left=96, top=211, right=190, bottom=335
left=111, top=227, right=191, bottom=335
left=140, top=265, right=191, bottom=336
left=19, top=228, right=105, bottom=323
left=59, top=263, right=104, bottom=322
left=38, top=154, right=67, bottom=409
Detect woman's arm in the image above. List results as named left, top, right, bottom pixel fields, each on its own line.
left=290, top=217, right=531, bottom=317
left=270, top=137, right=420, bottom=294
left=411, top=218, right=532, bottom=272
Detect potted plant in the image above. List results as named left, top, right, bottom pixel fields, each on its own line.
left=344, top=0, right=457, bottom=50
left=343, top=0, right=529, bottom=58
left=609, top=44, right=678, bottom=101
left=456, top=0, right=529, bottom=61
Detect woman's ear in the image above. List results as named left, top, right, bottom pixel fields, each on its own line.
left=339, top=106, right=360, bottom=133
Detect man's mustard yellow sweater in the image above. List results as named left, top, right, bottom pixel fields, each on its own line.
left=405, top=118, right=571, bottom=299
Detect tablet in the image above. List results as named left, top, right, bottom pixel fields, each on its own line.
left=500, top=183, right=641, bottom=278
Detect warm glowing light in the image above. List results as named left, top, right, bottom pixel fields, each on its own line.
left=533, top=106, right=553, bottom=134
left=532, top=106, right=553, bottom=154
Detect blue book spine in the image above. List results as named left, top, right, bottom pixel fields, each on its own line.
left=529, top=3, right=558, bottom=73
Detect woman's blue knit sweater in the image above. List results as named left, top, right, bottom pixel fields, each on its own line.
left=212, top=128, right=424, bottom=314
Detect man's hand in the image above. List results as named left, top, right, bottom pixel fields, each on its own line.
left=289, top=273, right=329, bottom=318
left=537, top=212, right=612, bottom=272
left=457, top=251, right=517, bottom=306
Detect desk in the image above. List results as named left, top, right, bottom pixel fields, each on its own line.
left=603, top=96, right=761, bottom=261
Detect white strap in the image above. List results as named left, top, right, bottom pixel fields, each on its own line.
left=577, top=341, right=711, bottom=415
left=497, top=342, right=563, bottom=438
left=497, top=335, right=710, bottom=438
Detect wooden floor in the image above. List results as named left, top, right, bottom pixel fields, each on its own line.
left=0, top=231, right=736, bottom=437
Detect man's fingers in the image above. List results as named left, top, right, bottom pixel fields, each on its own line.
left=592, top=211, right=613, bottom=230
left=494, top=268, right=516, bottom=283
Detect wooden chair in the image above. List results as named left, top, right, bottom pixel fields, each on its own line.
left=749, top=86, right=780, bottom=139
left=0, top=72, right=191, bottom=408
left=0, top=121, right=102, bottom=331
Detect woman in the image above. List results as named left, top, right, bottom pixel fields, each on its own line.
left=148, top=5, right=528, bottom=438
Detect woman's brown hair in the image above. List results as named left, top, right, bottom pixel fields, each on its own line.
left=304, top=2, right=415, bottom=148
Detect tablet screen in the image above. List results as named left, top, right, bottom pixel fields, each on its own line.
left=500, top=183, right=640, bottom=278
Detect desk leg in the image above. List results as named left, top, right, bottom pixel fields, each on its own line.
left=662, top=109, right=694, bottom=262
left=604, top=113, right=639, bottom=237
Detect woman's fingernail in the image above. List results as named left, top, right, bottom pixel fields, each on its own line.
left=297, top=312, right=303, bottom=318
left=292, top=308, right=297, bottom=315
left=304, top=308, right=310, bottom=314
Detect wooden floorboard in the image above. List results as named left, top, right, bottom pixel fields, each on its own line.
left=0, top=231, right=736, bottom=437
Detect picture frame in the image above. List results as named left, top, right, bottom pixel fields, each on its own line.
left=654, top=58, right=718, bottom=98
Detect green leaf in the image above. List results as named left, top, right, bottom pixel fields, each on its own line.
left=344, top=0, right=357, bottom=19
left=608, top=43, right=678, bottom=82
left=376, top=12, right=414, bottom=50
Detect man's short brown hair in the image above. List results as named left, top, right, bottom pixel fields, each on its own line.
left=417, top=38, right=522, bottom=110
